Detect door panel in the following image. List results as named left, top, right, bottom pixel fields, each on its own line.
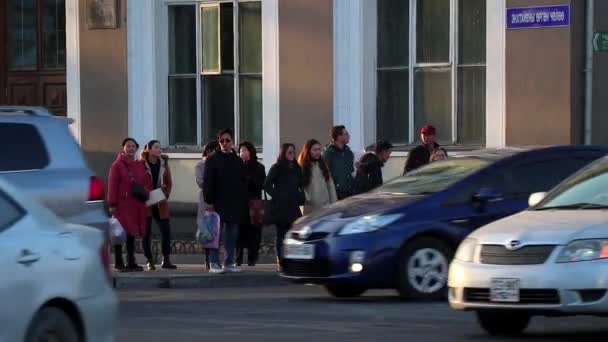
left=2, top=0, right=66, bottom=115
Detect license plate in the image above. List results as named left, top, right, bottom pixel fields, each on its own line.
left=490, top=278, right=520, bottom=302
left=284, top=244, right=315, bottom=260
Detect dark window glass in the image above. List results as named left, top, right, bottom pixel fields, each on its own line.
left=510, top=158, right=601, bottom=195
left=459, top=0, right=486, bottom=64
left=239, top=1, right=261, bottom=74
left=220, top=3, right=234, bottom=71
left=377, top=69, right=409, bottom=144
left=42, top=0, right=66, bottom=70
left=169, top=77, right=197, bottom=145
left=0, top=123, right=49, bottom=172
left=239, top=75, right=262, bottom=146
left=0, top=191, right=25, bottom=232
left=414, top=68, right=452, bottom=143
left=416, top=0, right=450, bottom=63
left=169, top=5, right=196, bottom=74
left=457, top=67, right=485, bottom=144
left=202, top=75, right=234, bottom=143
left=377, top=0, right=409, bottom=68
left=8, top=0, right=37, bottom=71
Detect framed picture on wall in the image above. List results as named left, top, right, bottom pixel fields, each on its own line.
left=86, top=0, right=118, bottom=29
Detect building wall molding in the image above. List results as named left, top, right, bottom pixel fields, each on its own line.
left=127, top=0, right=157, bottom=146
left=333, top=0, right=376, bottom=153
left=65, top=0, right=81, bottom=142
left=262, top=0, right=281, bottom=163
left=486, top=0, right=507, bottom=148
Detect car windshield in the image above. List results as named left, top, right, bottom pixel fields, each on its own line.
left=374, top=158, right=490, bottom=195
left=536, top=158, right=608, bottom=210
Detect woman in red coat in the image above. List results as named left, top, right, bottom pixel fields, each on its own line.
left=108, top=137, right=152, bottom=272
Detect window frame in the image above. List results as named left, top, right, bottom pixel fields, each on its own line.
left=166, top=0, right=262, bottom=148
left=377, top=0, right=486, bottom=146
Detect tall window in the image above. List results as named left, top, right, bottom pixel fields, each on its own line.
left=168, top=1, right=262, bottom=147
left=377, top=0, right=486, bottom=145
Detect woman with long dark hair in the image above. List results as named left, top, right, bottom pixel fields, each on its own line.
left=108, top=138, right=151, bottom=272
left=236, top=141, right=266, bottom=266
left=141, top=140, right=177, bottom=270
left=298, top=139, right=337, bottom=215
left=264, top=143, right=305, bottom=269
left=195, top=140, right=220, bottom=270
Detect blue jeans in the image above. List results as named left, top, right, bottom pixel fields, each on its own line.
left=209, top=222, right=239, bottom=266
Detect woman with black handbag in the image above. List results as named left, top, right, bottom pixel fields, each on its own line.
left=108, top=138, right=152, bottom=272
left=236, top=141, right=266, bottom=267
left=264, top=143, right=305, bottom=270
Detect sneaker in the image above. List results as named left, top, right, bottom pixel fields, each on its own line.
left=146, top=260, right=156, bottom=271
left=224, top=264, right=242, bottom=273
left=209, top=264, right=225, bottom=274
left=126, top=264, right=144, bottom=272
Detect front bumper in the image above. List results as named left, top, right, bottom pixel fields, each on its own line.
left=448, top=258, right=608, bottom=315
left=77, top=287, right=118, bottom=342
left=280, top=232, right=397, bottom=288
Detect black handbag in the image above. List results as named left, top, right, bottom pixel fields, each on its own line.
left=122, top=161, right=149, bottom=202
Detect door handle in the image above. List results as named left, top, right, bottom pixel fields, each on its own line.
left=451, top=219, right=471, bottom=224
left=17, top=249, right=40, bottom=265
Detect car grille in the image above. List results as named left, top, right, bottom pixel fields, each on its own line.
left=292, top=232, right=330, bottom=241
left=282, top=260, right=331, bottom=277
left=464, top=288, right=560, bottom=305
left=480, top=245, right=556, bottom=265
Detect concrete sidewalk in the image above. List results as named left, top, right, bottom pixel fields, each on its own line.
left=113, top=263, right=288, bottom=290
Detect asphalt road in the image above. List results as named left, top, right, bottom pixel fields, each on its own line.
left=118, top=286, right=608, bottom=342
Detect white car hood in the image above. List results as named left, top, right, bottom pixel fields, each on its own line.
left=470, top=210, right=608, bottom=246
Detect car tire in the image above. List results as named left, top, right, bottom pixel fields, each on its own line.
left=476, top=311, right=530, bottom=336
left=396, top=237, right=453, bottom=300
left=325, top=284, right=367, bottom=298
left=25, top=307, right=80, bottom=342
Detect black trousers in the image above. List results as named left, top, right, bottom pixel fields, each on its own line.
left=114, top=235, right=136, bottom=266
left=275, top=223, right=291, bottom=264
left=143, top=207, right=172, bottom=261
left=236, top=223, right=262, bottom=264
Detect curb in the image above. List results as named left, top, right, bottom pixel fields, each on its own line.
left=113, top=272, right=290, bottom=290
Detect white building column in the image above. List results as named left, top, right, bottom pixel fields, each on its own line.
left=65, top=0, right=81, bottom=142
left=485, top=0, right=507, bottom=148
left=127, top=0, right=157, bottom=146
left=333, top=0, right=377, bottom=154
left=262, top=0, right=281, bottom=163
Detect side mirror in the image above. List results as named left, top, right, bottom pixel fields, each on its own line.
left=473, top=187, right=503, bottom=204
left=528, top=192, right=547, bottom=207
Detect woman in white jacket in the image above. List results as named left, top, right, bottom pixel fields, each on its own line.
left=298, top=139, right=338, bottom=215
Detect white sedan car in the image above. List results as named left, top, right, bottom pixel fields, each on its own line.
left=449, top=156, right=608, bottom=336
left=0, top=178, right=117, bottom=342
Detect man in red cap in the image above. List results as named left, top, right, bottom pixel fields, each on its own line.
left=402, top=125, right=444, bottom=174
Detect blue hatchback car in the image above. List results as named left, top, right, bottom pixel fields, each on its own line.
left=281, top=146, right=608, bottom=299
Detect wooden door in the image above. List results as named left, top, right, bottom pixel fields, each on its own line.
left=1, top=0, right=66, bottom=116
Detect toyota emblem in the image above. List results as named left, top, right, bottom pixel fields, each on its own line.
left=506, top=240, right=522, bottom=250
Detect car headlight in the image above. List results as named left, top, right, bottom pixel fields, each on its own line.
left=454, top=238, right=478, bottom=263
left=556, top=239, right=608, bottom=263
left=338, top=214, right=404, bottom=236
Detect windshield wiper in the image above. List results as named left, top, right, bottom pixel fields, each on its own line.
left=535, top=203, right=608, bottom=211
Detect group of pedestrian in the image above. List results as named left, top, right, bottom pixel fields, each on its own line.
left=108, top=123, right=446, bottom=273
left=108, top=138, right=177, bottom=272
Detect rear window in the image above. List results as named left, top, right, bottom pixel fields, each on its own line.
left=0, top=123, right=49, bottom=172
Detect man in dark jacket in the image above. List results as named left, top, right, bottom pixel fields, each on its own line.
left=354, top=141, right=393, bottom=195
left=203, top=128, right=249, bottom=274
left=323, top=125, right=355, bottom=200
left=403, top=125, right=445, bottom=175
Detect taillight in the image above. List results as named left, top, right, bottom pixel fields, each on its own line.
left=89, top=176, right=105, bottom=202
left=100, top=243, right=112, bottom=285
